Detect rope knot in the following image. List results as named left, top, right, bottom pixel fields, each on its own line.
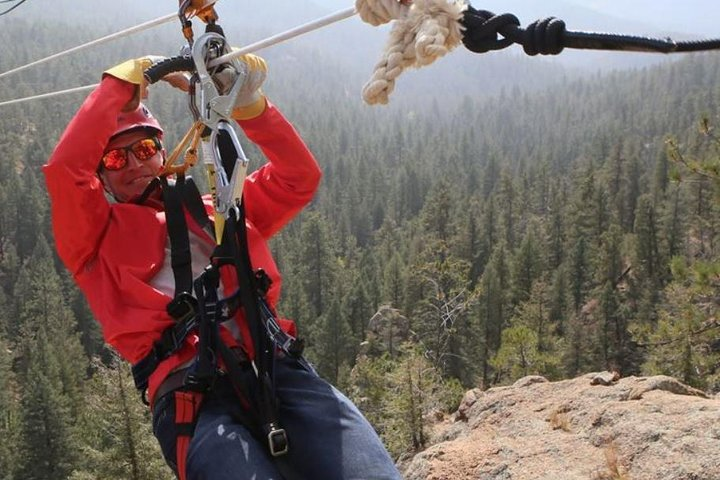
left=461, top=9, right=519, bottom=54
left=523, top=17, right=566, bottom=56
left=358, top=0, right=467, bottom=105
left=461, top=7, right=566, bottom=56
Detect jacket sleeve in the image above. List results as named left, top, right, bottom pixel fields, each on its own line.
left=237, top=101, right=322, bottom=239
left=43, top=77, right=136, bottom=276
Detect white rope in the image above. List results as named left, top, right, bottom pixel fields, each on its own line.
left=0, top=12, right=176, bottom=81
left=356, top=0, right=407, bottom=26
left=357, top=0, right=467, bottom=105
left=0, top=84, right=96, bottom=107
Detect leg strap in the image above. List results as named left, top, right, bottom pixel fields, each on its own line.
left=174, top=390, right=204, bottom=480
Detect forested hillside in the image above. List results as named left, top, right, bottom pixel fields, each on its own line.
left=0, top=10, right=718, bottom=478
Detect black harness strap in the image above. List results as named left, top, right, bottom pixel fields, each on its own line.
left=131, top=174, right=291, bottom=455
left=181, top=176, right=212, bottom=235
left=162, top=175, right=193, bottom=297
left=221, top=203, right=288, bottom=455
left=132, top=176, right=209, bottom=397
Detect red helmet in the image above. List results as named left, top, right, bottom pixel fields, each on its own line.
left=111, top=103, right=163, bottom=139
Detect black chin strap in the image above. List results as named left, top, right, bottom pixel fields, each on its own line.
left=132, top=177, right=162, bottom=205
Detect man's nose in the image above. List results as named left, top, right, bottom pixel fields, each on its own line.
left=125, top=152, right=144, bottom=170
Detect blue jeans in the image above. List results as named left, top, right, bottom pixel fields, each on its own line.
left=152, top=355, right=401, bottom=480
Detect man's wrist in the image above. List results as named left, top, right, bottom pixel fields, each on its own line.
left=232, top=95, right=267, bottom=120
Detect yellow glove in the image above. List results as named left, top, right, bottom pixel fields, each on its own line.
left=213, top=53, right=267, bottom=120
left=103, top=56, right=164, bottom=84
left=103, top=56, right=165, bottom=111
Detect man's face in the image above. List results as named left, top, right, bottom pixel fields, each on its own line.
left=99, top=129, right=164, bottom=203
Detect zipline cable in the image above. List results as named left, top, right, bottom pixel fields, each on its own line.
left=0, top=7, right=359, bottom=108
left=461, top=6, right=720, bottom=55
left=0, top=12, right=176, bottom=80
left=208, top=6, right=357, bottom=68
left=0, top=0, right=28, bottom=16
left=0, top=84, right=96, bottom=107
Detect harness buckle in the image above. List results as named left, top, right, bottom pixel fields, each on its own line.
left=167, top=292, right=198, bottom=322
left=266, top=424, right=289, bottom=457
left=254, top=268, right=272, bottom=296
left=182, top=367, right=218, bottom=394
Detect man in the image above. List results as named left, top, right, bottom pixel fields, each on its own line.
left=44, top=54, right=400, bottom=480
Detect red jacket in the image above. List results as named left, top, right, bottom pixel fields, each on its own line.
left=43, top=77, right=321, bottom=404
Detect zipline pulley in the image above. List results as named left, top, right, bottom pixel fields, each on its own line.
left=178, top=0, right=220, bottom=44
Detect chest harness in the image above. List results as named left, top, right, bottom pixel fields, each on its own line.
left=129, top=13, right=304, bottom=480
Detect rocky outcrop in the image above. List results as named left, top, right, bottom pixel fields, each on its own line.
left=361, top=305, right=411, bottom=357
left=402, top=373, right=720, bottom=480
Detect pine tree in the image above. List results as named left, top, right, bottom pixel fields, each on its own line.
left=348, top=354, right=393, bottom=431
left=0, top=334, right=19, bottom=480
left=411, top=256, right=473, bottom=379
left=379, top=345, right=449, bottom=456
left=311, top=298, right=354, bottom=386
left=622, top=154, right=642, bottom=231
left=592, top=224, right=632, bottom=372
left=640, top=259, right=720, bottom=390
left=16, top=331, right=78, bottom=480
left=547, top=185, right=566, bottom=270
left=14, top=169, right=45, bottom=260
left=341, top=274, right=373, bottom=349
left=547, top=266, right=569, bottom=335
left=71, top=358, right=171, bottom=480
left=657, top=183, right=686, bottom=263
left=568, top=228, right=590, bottom=314
left=14, top=238, right=86, bottom=415
left=477, top=243, right=510, bottom=386
left=632, top=194, right=664, bottom=327
left=511, top=224, right=545, bottom=306
left=297, top=213, right=338, bottom=326
left=381, top=252, right=405, bottom=308
left=492, top=281, right=561, bottom=383
left=497, top=171, right=516, bottom=249
left=634, top=194, right=663, bottom=287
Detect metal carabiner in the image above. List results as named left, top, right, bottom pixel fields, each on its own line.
left=189, top=31, right=251, bottom=240
left=200, top=122, right=248, bottom=242
left=210, top=121, right=248, bottom=215
left=191, top=32, right=247, bottom=129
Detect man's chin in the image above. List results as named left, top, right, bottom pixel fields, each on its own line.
left=125, top=177, right=161, bottom=204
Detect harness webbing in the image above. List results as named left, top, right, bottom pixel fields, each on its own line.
left=162, top=176, right=193, bottom=296
left=174, top=390, right=203, bottom=480
left=132, top=169, right=297, bottom=477
left=131, top=176, right=211, bottom=399
left=220, top=204, right=287, bottom=453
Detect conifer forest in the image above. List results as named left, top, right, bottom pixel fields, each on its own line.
left=0, top=10, right=718, bottom=479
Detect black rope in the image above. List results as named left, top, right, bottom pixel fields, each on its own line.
left=0, top=0, right=28, bottom=16
left=461, top=5, right=720, bottom=57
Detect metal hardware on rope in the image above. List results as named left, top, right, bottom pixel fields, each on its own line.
left=178, top=0, right=220, bottom=44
